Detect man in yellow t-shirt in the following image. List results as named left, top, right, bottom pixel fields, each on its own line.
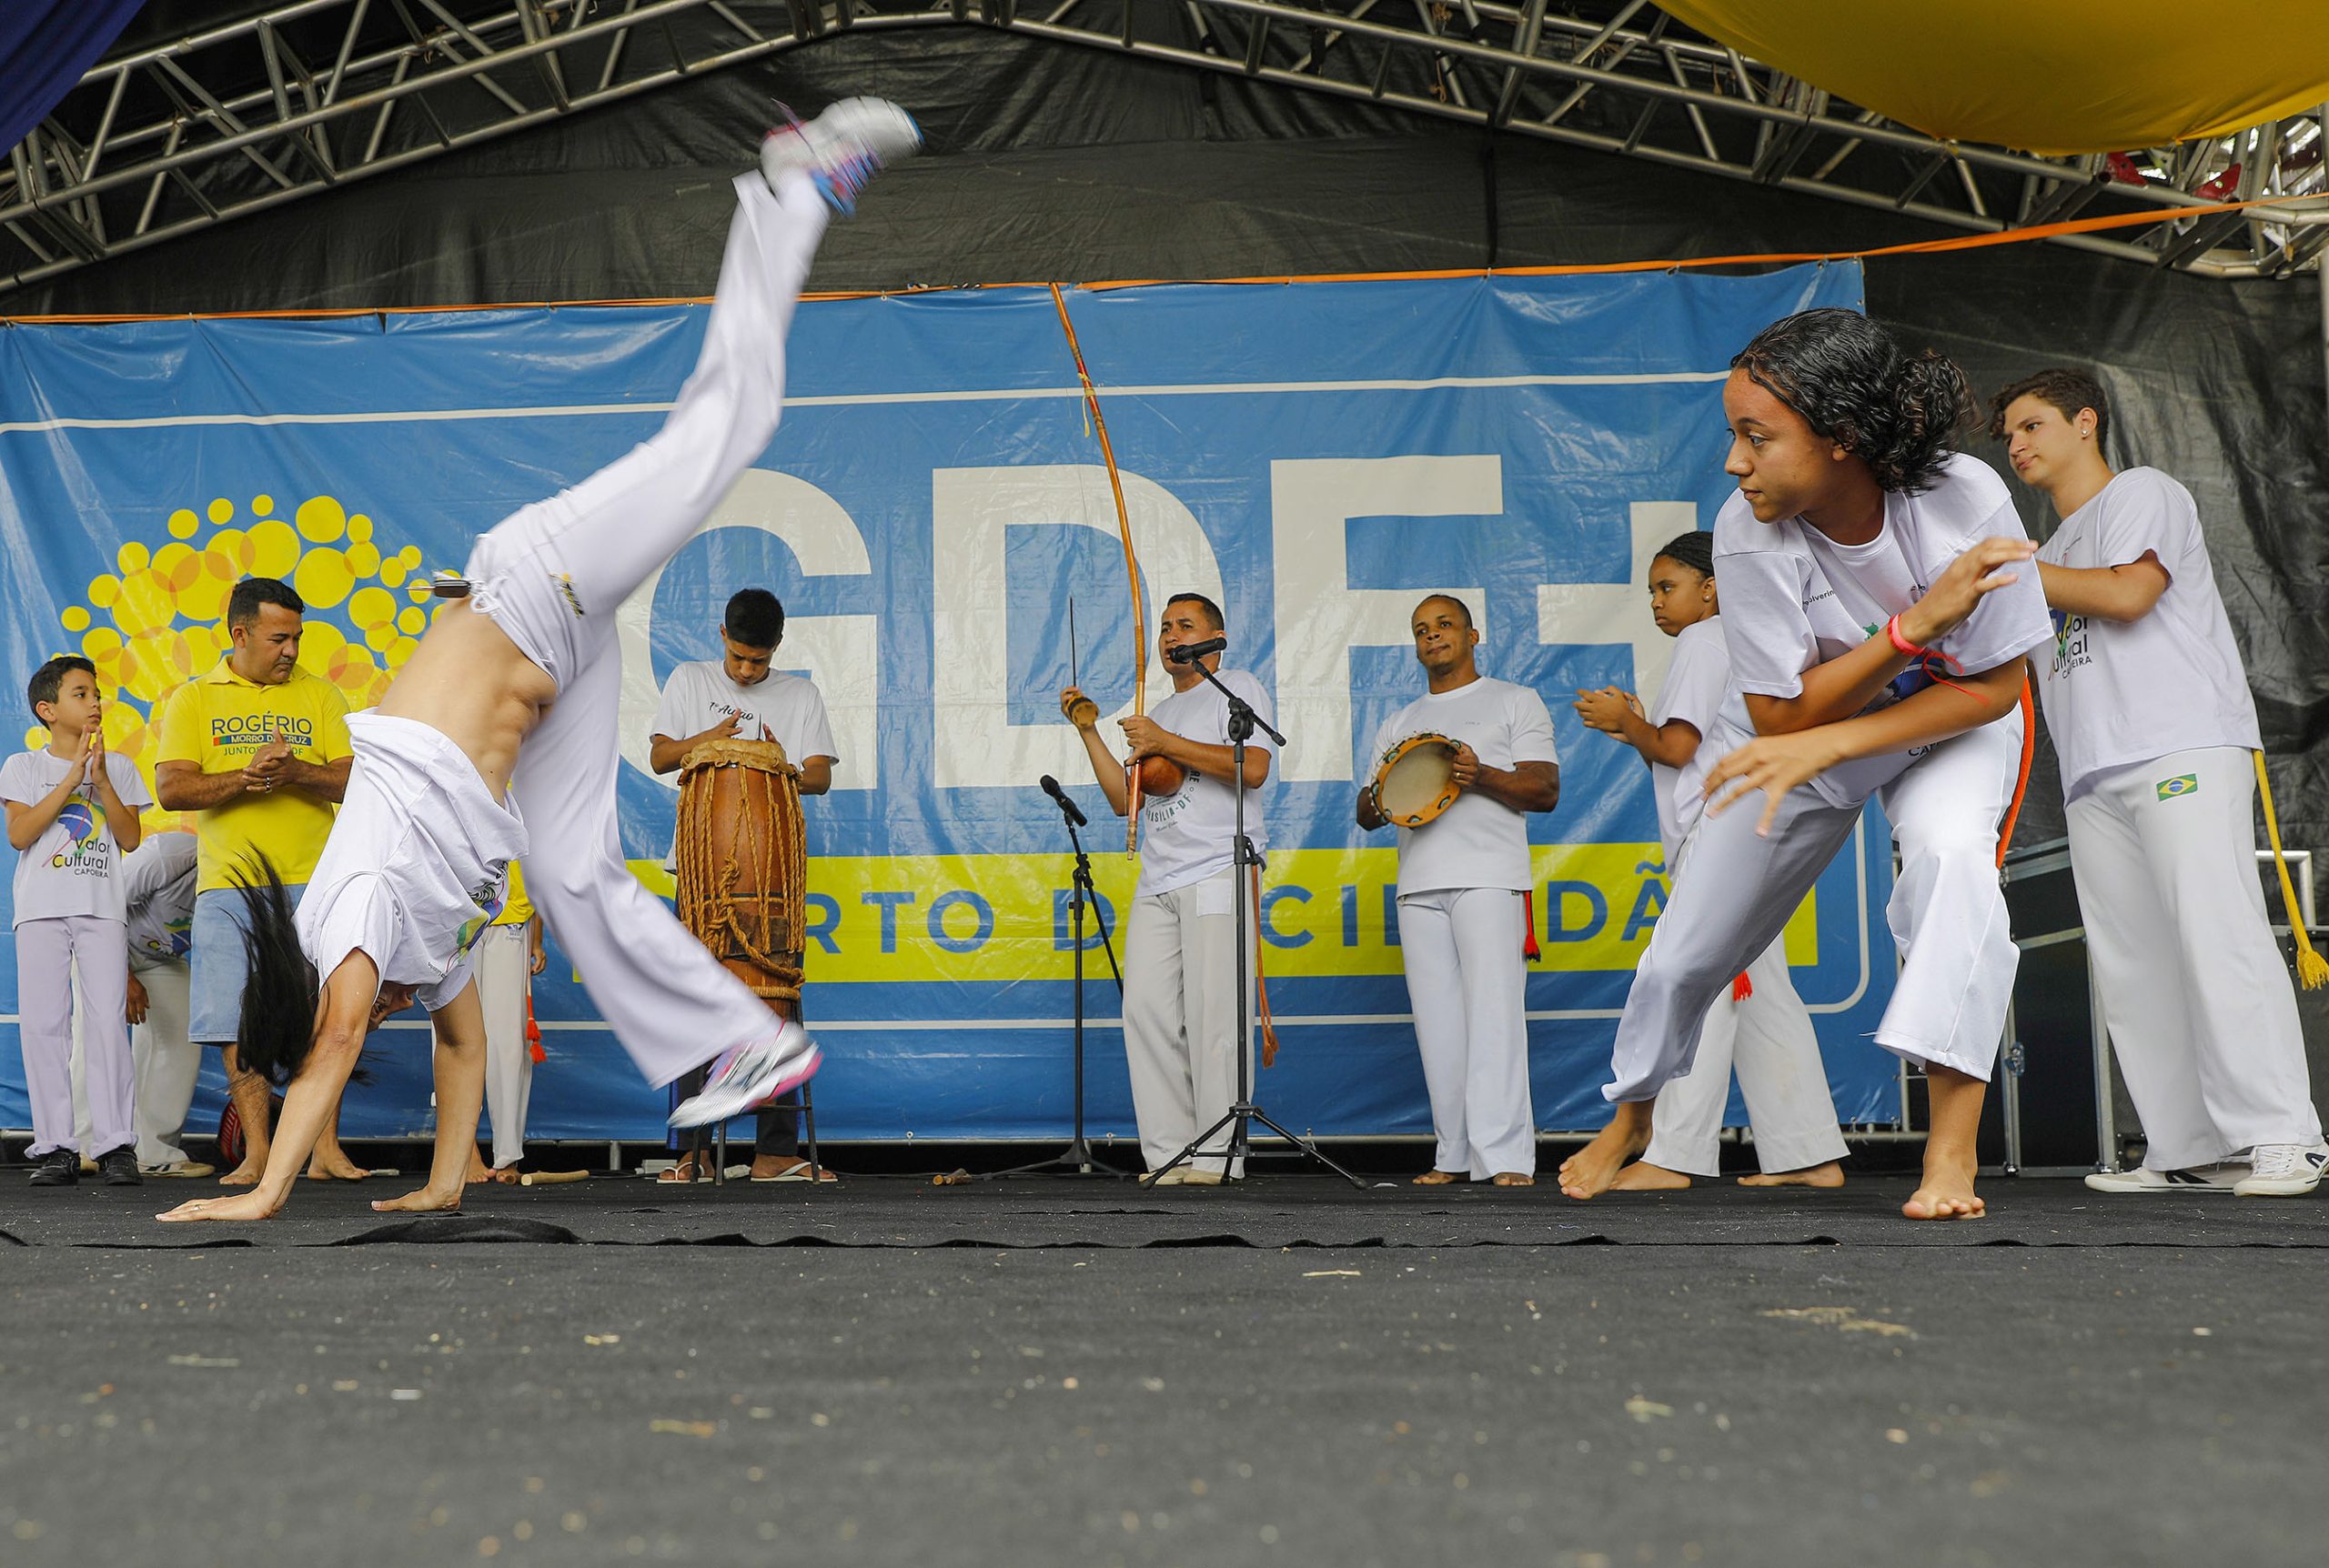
left=155, top=578, right=357, bottom=1185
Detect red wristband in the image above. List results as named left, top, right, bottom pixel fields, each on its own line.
left=1884, top=614, right=1929, bottom=659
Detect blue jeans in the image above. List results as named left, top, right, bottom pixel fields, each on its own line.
left=189, top=883, right=306, bottom=1045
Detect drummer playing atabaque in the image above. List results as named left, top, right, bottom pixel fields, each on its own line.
left=649, top=586, right=837, bottom=1184
left=1357, top=594, right=1560, bottom=1188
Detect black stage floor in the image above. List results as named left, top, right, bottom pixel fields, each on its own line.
left=4, top=1174, right=2322, bottom=1567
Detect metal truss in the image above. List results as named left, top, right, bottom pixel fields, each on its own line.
left=6, top=0, right=2327, bottom=302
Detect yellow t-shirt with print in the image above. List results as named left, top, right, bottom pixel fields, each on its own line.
left=156, top=660, right=353, bottom=892
left=490, top=859, right=535, bottom=928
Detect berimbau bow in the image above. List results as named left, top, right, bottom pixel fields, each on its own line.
left=1049, top=282, right=1144, bottom=855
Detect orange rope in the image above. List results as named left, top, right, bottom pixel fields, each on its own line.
left=1995, top=678, right=2037, bottom=870
left=11, top=194, right=2314, bottom=327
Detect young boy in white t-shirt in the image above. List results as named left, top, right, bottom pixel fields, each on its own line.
left=1994, top=367, right=2327, bottom=1197
left=1573, top=529, right=1847, bottom=1191
left=1558, top=309, right=2052, bottom=1221
left=1359, top=595, right=1561, bottom=1186
left=4, top=656, right=152, bottom=1186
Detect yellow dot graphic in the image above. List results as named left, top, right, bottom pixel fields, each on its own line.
left=52, top=489, right=427, bottom=832
left=296, top=495, right=347, bottom=544
left=295, top=548, right=357, bottom=610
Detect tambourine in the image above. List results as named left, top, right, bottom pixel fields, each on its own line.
left=1370, top=732, right=1463, bottom=827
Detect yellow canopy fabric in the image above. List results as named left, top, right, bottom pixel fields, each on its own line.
left=1655, top=1, right=2329, bottom=155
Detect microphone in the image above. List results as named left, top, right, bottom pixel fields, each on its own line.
left=1165, top=636, right=1227, bottom=666
left=1039, top=774, right=1089, bottom=827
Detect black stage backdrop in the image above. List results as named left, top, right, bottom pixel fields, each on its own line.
left=14, top=28, right=2328, bottom=855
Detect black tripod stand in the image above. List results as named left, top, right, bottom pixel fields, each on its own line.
left=992, top=787, right=1132, bottom=1179
left=1150, top=664, right=1363, bottom=1190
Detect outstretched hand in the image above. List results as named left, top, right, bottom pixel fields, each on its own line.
left=1901, top=537, right=2037, bottom=647
left=1702, top=729, right=1843, bottom=838
left=157, top=1190, right=281, bottom=1224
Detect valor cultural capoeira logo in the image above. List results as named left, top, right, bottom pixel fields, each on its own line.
left=29, top=490, right=448, bottom=835
left=50, top=796, right=111, bottom=872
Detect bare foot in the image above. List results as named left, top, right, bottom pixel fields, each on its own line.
left=158, top=1191, right=282, bottom=1223
left=466, top=1148, right=496, bottom=1185
left=1739, top=1160, right=1846, bottom=1190
left=1609, top=1161, right=1692, bottom=1192
left=1411, top=1169, right=1464, bottom=1186
left=1902, top=1151, right=1984, bottom=1221
left=306, top=1146, right=371, bottom=1181
left=1490, top=1172, right=1535, bottom=1187
left=1558, top=1103, right=1652, bottom=1201
left=217, top=1159, right=265, bottom=1187
left=370, top=1185, right=463, bottom=1214
left=487, top=1165, right=521, bottom=1185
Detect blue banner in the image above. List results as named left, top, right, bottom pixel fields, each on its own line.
left=0, top=259, right=1897, bottom=1144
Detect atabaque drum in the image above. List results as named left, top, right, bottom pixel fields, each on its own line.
left=1370, top=732, right=1463, bottom=828
left=675, top=737, right=808, bottom=1008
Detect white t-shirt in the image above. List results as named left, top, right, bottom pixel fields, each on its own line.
left=123, top=831, right=199, bottom=961
left=651, top=662, right=836, bottom=869
left=2034, top=467, right=2261, bottom=799
left=1713, top=452, right=2052, bottom=807
left=2, top=749, right=153, bottom=927
left=1135, top=669, right=1275, bottom=899
left=1368, top=676, right=1558, bottom=895
left=1647, top=618, right=1731, bottom=864
left=297, top=713, right=529, bottom=1010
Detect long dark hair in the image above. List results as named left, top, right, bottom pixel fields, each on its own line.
left=233, top=855, right=323, bottom=1087
left=1731, top=308, right=1973, bottom=494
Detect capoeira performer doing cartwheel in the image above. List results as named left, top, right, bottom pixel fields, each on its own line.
left=1572, top=529, right=1848, bottom=1191
left=1994, top=368, right=2329, bottom=1197
left=157, top=99, right=922, bottom=1224
left=1558, top=308, right=2052, bottom=1221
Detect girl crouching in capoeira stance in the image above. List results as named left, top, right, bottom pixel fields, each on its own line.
left=1573, top=529, right=1849, bottom=1191
left=158, top=99, right=922, bottom=1224
left=1559, top=308, right=2051, bottom=1221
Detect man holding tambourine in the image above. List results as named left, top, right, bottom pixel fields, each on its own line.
left=1357, top=595, right=1561, bottom=1186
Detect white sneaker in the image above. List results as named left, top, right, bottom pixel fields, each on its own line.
left=2233, top=1143, right=2329, bottom=1197
left=761, top=96, right=922, bottom=213
left=668, top=1022, right=822, bottom=1130
left=2082, top=1165, right=2242, bottom=1194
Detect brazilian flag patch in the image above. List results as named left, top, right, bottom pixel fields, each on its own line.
left=2157, top=774, right=2200, bottom=800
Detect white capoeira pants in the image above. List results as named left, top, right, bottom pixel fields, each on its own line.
left=71, top=952, right=200, bottom=1167
left=1122, top=868, right=1255, bottom=1176
left=1608, top=709, right=2023, bottom=1104
left=1396, top=886, right=1535, bottom=1179
left=1638, top=931, right=1847, bottom=1178
left=471, top=923, right=535, bottom=1168
left=2067, top=745, right=2324, bottom=1170
left=460, top=170, right=829, bottom=1089
left=22, top=916, right=131, bottom=1159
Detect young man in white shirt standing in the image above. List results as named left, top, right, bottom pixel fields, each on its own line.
left=650, top=587, right=838, bottom=1182
left=1358, top=596, right=1560, bottom=1186
left=1994, top=367, right=2327, bottom=1197
left=1060, top=593, right=1273, bottom=1184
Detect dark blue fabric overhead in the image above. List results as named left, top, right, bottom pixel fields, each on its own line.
left=0, top=0, right=145, bottom=153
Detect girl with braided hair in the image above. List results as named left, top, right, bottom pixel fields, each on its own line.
left=1560, top=308, right=2050, bottom=1221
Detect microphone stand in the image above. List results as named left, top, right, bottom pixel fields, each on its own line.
left=992, top=790, right=1132, bottom=1180
left=1151, top=658, right=1363, bottom=1189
